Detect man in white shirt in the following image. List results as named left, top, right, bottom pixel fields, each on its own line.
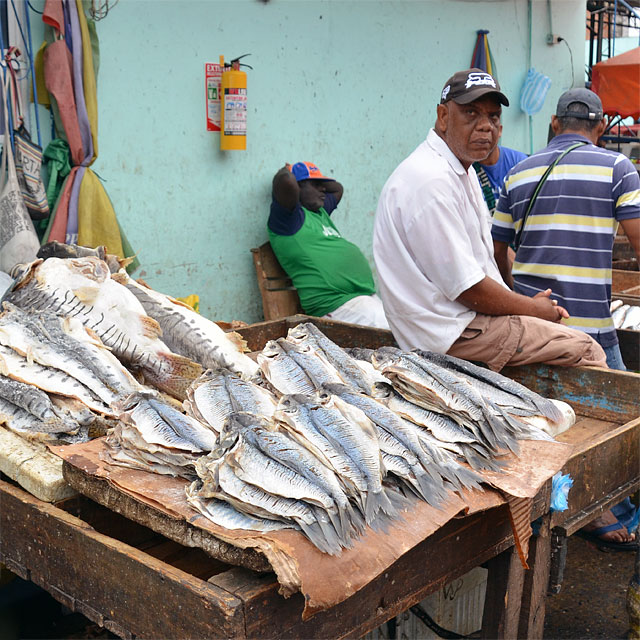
left=373, top=68, right=606, bottom=372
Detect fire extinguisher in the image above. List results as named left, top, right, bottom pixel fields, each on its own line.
left=220, top=54, right=252, bottom=151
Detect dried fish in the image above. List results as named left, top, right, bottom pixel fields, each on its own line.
left=112, top=270, right=259, bottom=379
left=5, top=258, right=203, bottom=399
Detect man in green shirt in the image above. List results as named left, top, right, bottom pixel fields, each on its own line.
left=268, top=162, right=388, bottom=328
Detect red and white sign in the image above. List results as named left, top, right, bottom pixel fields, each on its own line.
left=205, top=63, right=222, bottom=132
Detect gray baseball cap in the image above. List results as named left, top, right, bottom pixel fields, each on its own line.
left=556, top=88, right=603, bottom=120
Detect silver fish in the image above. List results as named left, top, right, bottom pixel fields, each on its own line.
left=0, top=303, right=127, bottom=406
left=257, top=340, right=316, bottom=395
left=118, top=393, right=218, bottom=453
left=0, top=396, right=81, bottom=442
left=184, top=369, right=277, bottom=433
left=413, top=349, right=564, bottom=423
left=0, top=344, right=111, bottom=415
left=186, top=481, right=297, bottom=532
left=275, top=338, right=344, bottom=389
left=287, top=323, right=377, bottom=393
left=275, top=395, right=368, bottom=498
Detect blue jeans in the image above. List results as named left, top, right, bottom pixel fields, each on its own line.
left=593, top=338, right=627, bottom=371
left=593, top=338, right=634, bottom=532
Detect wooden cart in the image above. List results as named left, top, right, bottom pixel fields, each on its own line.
left=0, top=317, right=637, bottom=639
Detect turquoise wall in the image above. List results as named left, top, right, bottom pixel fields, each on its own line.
left=78, top=0, right=585, bottom=323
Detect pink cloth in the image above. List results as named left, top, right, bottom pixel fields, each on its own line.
left=44, top=40, right=84, bottom=166
left=47, top=168, right=77, bottom=243
left=43, top=0, right=65, bottom=34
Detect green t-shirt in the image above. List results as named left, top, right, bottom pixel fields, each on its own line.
left=268, top=207, right=376, bottom=317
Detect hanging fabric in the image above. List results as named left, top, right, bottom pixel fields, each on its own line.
left=41, top=0, right=138, bottom=272
left=470, top=29, right=498, bottom=78
left=0, top=70, right=40, bottom=273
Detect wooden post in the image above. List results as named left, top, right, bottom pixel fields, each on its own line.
left=548, top=528, right=568, bottom=595
left=518, top=514, right=552, bottom=639
left=481, top=546, right=526, bottom=639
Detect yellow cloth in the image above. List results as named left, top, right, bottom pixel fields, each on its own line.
left=76, top=0, right=98, bottom=164
left=34, top=41, right=51, bottom=107
left=176, top=295, right=200, bottom=313
left=77, top=169, right=124, bottom=258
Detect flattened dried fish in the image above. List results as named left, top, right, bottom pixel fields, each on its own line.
left=5, top=258, right=202, bottom=399
left=112, top=270, right=259, bottom=379
left=258, top=340, right=316, bottom=396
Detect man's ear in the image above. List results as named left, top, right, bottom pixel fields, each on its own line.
left=550, top=115, right=562, bottom=136
left=436, top=103, right=449, bottom=134
left=595, top=118, right=607, bottom=139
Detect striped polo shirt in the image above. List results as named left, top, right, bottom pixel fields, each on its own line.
left=492, top=133, right=640, bottom=347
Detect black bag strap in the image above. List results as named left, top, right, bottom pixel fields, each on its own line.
left=513, top=141, right=588, bottom=251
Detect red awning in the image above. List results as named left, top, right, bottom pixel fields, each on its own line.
left=591, top=47, right=640, bottom=120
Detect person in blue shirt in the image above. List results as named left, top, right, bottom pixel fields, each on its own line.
left=474, top=130, right=527, bottom=215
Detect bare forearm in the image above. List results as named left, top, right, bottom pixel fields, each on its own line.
left=272, top=166, right=299, bottom=210
left=493, top=240, right=514, bottom=289
left=620, top=218, right=640, bottom=261
left=456, top=277, right=564, bottom=321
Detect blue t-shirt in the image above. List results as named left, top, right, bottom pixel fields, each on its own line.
left=479, top=146, right=528, bottom=202
left=492, top=133, right=640, bottom=348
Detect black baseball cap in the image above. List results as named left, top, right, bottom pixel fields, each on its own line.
left=556, top=88, right=603, bottom=120
left=440, top=68, right=509, bottom=107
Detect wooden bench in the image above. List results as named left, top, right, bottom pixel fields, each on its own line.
left=251, top=242, right=302, bottom=321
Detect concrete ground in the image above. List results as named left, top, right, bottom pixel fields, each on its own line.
left=544, top=534, right=637, bottom=640
left=0, top=533, right=637, bottom=639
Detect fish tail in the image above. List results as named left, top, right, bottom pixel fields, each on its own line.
left=364, top=487, right=397, bottom=524
left=414, top=471, right=447, bottom=507
left=299, top=515, right=341, bottom=556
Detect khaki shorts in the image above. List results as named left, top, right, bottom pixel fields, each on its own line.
left=447, top=313, right=608, bottom=372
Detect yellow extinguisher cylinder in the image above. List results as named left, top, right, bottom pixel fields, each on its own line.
left=220, top=67, right=247, bottom=150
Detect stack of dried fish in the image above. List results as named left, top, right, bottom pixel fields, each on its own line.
left=103, top=392, right=218, bottom=478
left=0, top=302, right=141, bottom=443
left=112, top=269, right=259, bottom=379
left=368, top=347, right=558, bottom=462
left=4, top=257, right=204, bottom=399
left=611, top=300, right=640, bottom=331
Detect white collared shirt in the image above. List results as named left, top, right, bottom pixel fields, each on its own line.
left=373, top=128, right=508, bottom=353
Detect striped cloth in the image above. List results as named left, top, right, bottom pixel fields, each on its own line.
left=492, top=133, right=640, bottom=348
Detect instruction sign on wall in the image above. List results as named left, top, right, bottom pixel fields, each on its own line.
left=205, top=63, right=222, bottom=131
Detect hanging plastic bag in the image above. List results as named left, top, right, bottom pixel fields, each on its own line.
left=0, top=74, right=40, bottom=274
left=14, top=126, right=49, bottom=220
left=520, top=68, right=552, bottom=116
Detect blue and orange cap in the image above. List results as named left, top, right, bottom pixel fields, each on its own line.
left=290, top=162, right=335, bottom=182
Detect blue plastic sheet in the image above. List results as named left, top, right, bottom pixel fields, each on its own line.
left=550, top=472, right=573, bottom=512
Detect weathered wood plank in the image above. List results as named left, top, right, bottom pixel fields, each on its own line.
left=0, top=479, right=245, bottom=639
left=481, top=546, right=525, bottom=639
left=551, top=417, right=640, bottom=529
left=209, top=497, right=549, bottom=640
left=518, top=514, right=552, bottom=639
left=613, top=269, right=640, bottom=296
left=62, top=458, right=272, bottom=573
left=504, top=365, right=640, bottom=423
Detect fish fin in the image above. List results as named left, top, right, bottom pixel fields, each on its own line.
left=73, top=286, right=100, bottom=305
left=140, top=315, right=163, bottom=340
left=225, top=330, right=250, bottom=354
left=298, top=519, right=341, bottom=556
left=144, top=353, right=203, bottom=400
left=110, top=271, right=128, bottom=286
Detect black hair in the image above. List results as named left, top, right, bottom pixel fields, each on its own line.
left=556, top=102, right=601, bottom=133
